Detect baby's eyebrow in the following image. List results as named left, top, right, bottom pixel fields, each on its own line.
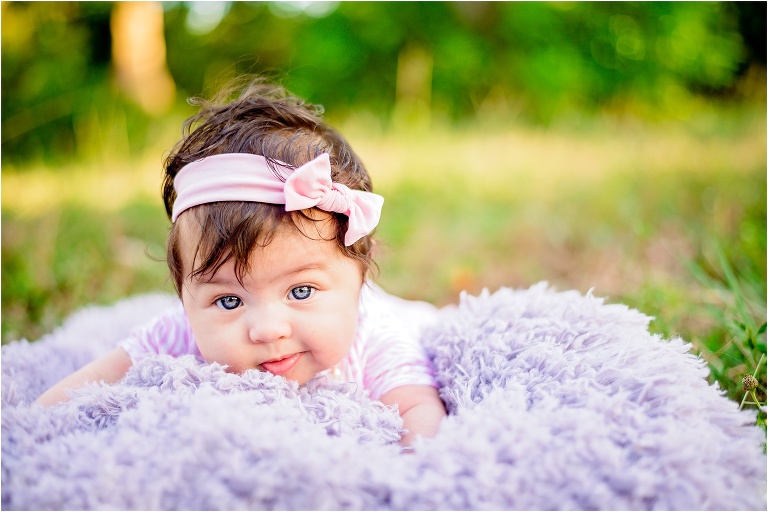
left=261, top=262, right=331, bottom=287
left=194, top=262, right=329, bottom=287
left=280, top=262, right=329, bottom=277
left=194, top=274, right=238, bottom=287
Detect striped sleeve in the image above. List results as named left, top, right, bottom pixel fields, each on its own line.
left=357, top=284, right=439, bottom=401
left=119, top=302, right=202, bottom=363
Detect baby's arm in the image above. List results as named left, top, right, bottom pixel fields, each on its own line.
left=34, top=347, right=133, bottom=407
left=380, top=384, right=447, bottom=447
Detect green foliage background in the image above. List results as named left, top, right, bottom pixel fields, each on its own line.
left=3, top=1, right=765, bottom=165
left=1, top=1, right=766, bottom=413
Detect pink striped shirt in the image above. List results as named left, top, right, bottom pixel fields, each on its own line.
left=120, top=283, right=438, bottom=400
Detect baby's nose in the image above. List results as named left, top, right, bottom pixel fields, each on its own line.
left=248, top=307, right=291, bottom=343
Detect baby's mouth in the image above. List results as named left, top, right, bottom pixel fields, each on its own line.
left=260, top=353, right=303, bottom=375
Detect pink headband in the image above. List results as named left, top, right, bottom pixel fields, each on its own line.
left=171, top=153, right=384, bottom=246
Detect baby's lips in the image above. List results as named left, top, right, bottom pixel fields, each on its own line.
left=260, top=353, right=303, bottom=375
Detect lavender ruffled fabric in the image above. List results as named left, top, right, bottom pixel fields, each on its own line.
left=2, top=283, right=765, bottom=510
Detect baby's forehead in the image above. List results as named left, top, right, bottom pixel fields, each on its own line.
left=175, top=207, right=344, bottom=267
left=176, top=207, right=335, bottom=243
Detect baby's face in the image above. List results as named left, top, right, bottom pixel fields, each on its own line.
left=177, top=213, right=363, bottom=384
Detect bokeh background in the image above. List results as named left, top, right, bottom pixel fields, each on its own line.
left=2, top=1, right=765, bottom=407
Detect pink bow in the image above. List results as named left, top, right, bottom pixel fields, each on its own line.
left=284, top=154, right=384, bottom=246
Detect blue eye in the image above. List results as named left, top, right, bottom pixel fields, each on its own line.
left=215, top=296, right=242, bottom=310
left=290, top=286, right=314, bottom=300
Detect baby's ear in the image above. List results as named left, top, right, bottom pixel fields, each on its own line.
left=369, top=238, right=378, bottom=258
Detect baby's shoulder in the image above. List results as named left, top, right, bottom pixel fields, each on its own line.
left=130, top=300, right=188, bottom=337
left=358, top=282, right=439, bottom=337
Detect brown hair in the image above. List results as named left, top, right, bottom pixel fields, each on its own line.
left=163, top=77, right=376, bottom=295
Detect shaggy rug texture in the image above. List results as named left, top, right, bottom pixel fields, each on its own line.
left=2, top=283, right=765, bottom=510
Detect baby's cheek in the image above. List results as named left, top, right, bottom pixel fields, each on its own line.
left=194, top=330, right=234, bottom=367
left=333, top=323, right=358, bottom=361
left=204, top=345, right=247, bottom=372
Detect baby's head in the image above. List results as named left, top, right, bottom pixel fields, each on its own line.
left=163, top=79, right=378, bottom=295
left=161, top=79, right=383, bottom=381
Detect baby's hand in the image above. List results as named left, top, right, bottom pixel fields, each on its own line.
left=380, top=385, right=447, bottom=447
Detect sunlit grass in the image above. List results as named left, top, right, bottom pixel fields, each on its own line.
left=2, top=111, right=765, bottom=408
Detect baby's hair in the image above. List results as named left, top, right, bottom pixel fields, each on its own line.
left=163, top=76, right=376, bottom=295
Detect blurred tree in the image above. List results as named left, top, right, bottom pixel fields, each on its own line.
left=1, top=1, right=161, bottom=166
left=2, top=2, right=113, bottom=165
left=1, top=1, right=763, bottom=167
left=733, top=2, right=766, bottom=67
left=111, top=2, right=176, bottom=115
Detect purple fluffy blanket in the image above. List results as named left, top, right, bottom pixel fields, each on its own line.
left=2, top=283, right=765, bottom=510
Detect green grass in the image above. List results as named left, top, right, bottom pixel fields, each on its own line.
left=1, top=200, right=174, bottom=343
left=2, top=112, right=765, bottom=415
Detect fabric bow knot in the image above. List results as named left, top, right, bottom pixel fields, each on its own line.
left=284, top=154, right=383, bottom=245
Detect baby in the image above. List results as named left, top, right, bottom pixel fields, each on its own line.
left=34, top=79, right=447, bottom=446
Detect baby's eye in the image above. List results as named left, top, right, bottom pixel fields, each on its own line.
left=289, top=286, right=314, bottom=301
left=215, top=296, right=242, bottom=310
